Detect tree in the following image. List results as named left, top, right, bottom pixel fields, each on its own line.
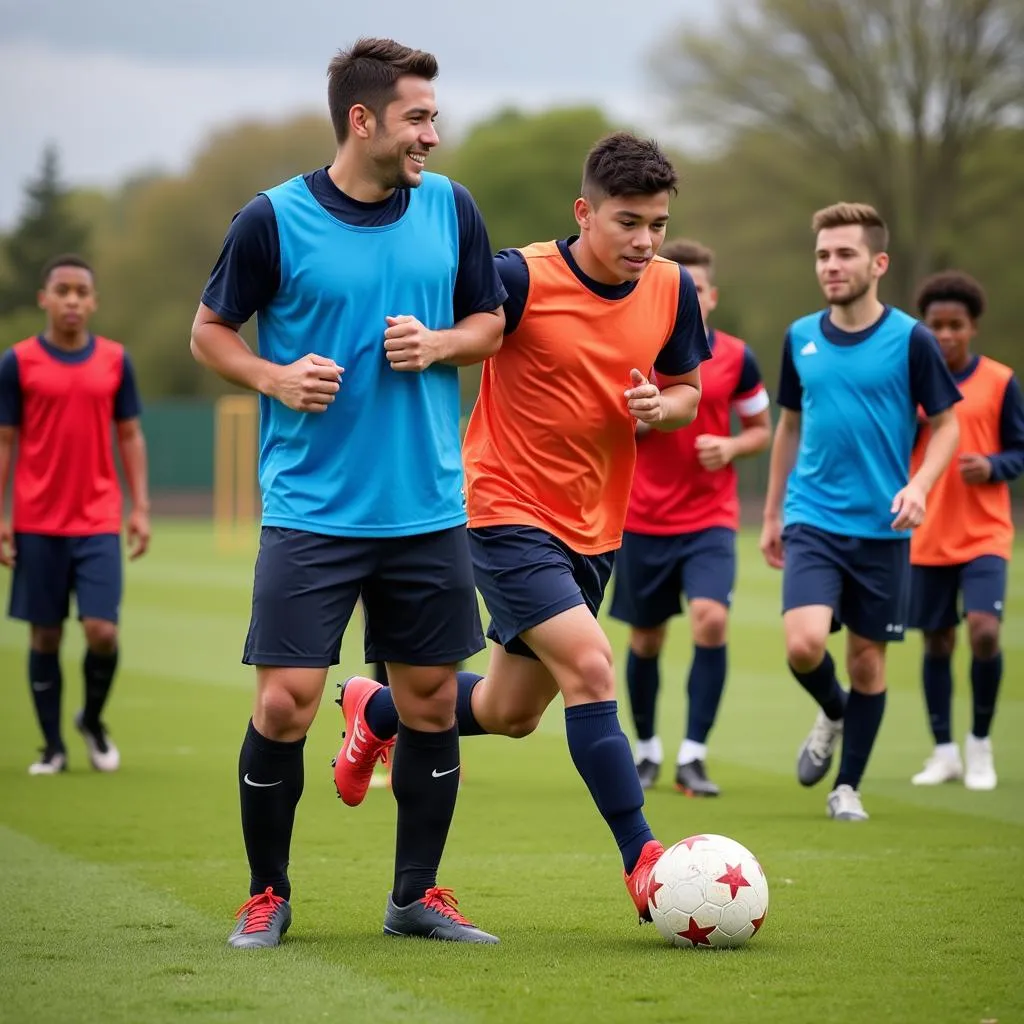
left=655, top=0, right=1024, bottom=305
left=0, top=145, right=90, bottom=313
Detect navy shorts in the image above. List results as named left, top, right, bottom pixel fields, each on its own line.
left=782, top=523, right=910, bottom=643
left=908, top=555, right=1008, bottom=633
left=8, top=532, right=122, bottom=626
left=609, top=527, right=736, bottom=628
left=468, top=525, right=615, bottom=660
left=244, top=525, right=485, bottom=668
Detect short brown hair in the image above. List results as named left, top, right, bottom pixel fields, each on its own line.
left=327, top=38, right=438, bottom=143
left=582, top=132, right=678, bottom=201
left=915, top=270, right=986, bottom=321
left=811, top=202, right=889, bottom=253
left=659, top=239, right=714, bottom=280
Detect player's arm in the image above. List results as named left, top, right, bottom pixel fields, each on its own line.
left=760, top=335, right=802, bottom=568
left=386, top=183, right=508, bottom=371
left=892, top=325, right=963, bottom=528
left=0, top=350, right=20, bottom=567
left=633, top=264, right=711, bottom=431
left=190, top=197, right=342, bottom=412
left=964, top=373, right=1024, bottom=484
left=696, top=346, right=771, bottom=470
left=113, top=354, right=151, bottom=559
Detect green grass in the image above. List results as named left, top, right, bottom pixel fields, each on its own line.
left=1, top=523, right=1021, bottom=1024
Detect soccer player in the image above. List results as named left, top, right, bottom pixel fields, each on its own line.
left=0, top=254, right=150, bottom=776
left=760, top=203, right=962, bottom=821
left=336, top=132, right=711, bottom=924
left=906, top=271, right=1022, bottom=790
left=190, top=38, right=506, bottom=948
left=609, top=239, right=771, bottom=796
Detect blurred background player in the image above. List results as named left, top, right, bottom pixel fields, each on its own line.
left=190, top=38, right=505, bottom=948
left=0, top=254, right=150, bottom=775
left=609, top=239, right=770, bottom=797
left=336, top=132, right=710, bottom=924
left=907, top=271, right=1023, bottom=791
left=760, top=203, right=961, bottom=822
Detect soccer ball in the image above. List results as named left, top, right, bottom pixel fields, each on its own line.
left=648, top=833, right=769, bottom=949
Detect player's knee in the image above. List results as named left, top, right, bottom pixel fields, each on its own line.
left=691, top=605, right=728, bottom=648
left=30, top=625, right=63, bottom=654
left=83, top=619, right=118, bottom=655
left=629, top=627, right=665, bottom=659
left=785, top=633, right=827, bottom=673
left=560, top=644, right=616, bottom=703
left=501, top=712, right=543, bottom=739
left=255, top=682, right=315, bottom=738
left=923, top=629, right=956, bottom=659
left=846, top=644, right=884, bottom=691
left=967, top=617, right=1000, bottom=660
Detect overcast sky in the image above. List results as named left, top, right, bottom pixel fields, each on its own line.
left=0, top=0, right=722, bottom=228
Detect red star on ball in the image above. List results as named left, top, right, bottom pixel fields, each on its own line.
left=677, top=916, right=715, bottom=947
left=716, top=863, right=752, bottom=899
left=676, top=835, right=709, bottom=851
left=647, top=877, right=664, bottom=911
left=751, top=912, right=766, bottom=935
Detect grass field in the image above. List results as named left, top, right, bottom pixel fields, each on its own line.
left=1, top=523, right=1021, bottom=1024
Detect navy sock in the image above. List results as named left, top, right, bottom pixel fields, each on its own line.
left=626, top=651, right=659, bottom=742
left=834, top=690, right=886, bottom=790
left=82, top=648, right=118, bottom=729
left=392, top=723, right=460, bottom=906
left=970, top=652, right=1002, bottom=739
left=28, top=650, right=64, bottom=751
left=364, top=671, right=487, bottom=740
left=922, top=653, right=953, bottom=745
left=564, top=701, right=654, bottom=873
left=685, top=644, right=727, bottom=744
left=239, top=720, right=305, bottom=901
left=789, top=651, right=847, bottom=721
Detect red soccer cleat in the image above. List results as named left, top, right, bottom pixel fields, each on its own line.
left=624, top=839, right=665, bottom=923
left=332, top=676, right=395, bottom=807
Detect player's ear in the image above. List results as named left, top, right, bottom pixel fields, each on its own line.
left=573, top=196, right=592, bottom=231
left=36, top=288, right=46, bottom=311
left=874, top=251, right=890, bottom=278
left=348, top=103, right=375, bottom=141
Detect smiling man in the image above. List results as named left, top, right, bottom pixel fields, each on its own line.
left=760, top=202, right=962, bottom=822
left=190, top=37, right=506, bottom=948
left=336, top=133, right=712, bottom=928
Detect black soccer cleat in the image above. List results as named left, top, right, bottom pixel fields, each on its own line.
left=674, top=759, right=720, bottom=797
left=635, top=758, right=661, bottom=791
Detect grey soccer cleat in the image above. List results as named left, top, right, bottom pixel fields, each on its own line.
left=827, top=784, right=869, bottom=821
left=797, top=709, right=844, bottom=787
left=675, top=759, right=720, bottom=797
left=636, top=758, right=661, bottom=790
left=74, top=711, right=120, bottom=772
left=227, top=887, right=292, bottom=948
left=383, top=887, right=499, bottom=944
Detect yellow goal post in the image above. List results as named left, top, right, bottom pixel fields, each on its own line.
left=213, top=394, right=259, bottom=551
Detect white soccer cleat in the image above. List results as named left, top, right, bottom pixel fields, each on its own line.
left=75, top=712, right=121, bottom=772
left=911, top=744, right=963, bottom=786
left=826, top=784, right=869, bottom=821
left=28, top=749, right=67, bottom=775
left=963, top=734, right=997, bottom=791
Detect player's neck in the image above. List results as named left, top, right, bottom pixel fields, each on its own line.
left=42, top=326, right=90, bottom=352
left=568, top=237, right=627, bottom=286
left=327, top=151, right=396, bottom=204
left=828, top=293, right=885, bottom=333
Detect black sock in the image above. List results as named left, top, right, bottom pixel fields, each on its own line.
left=626, top=651, right=659, bottom=742
left=685, top=644, right=727, bottom=744
left=239, top=719, right=305, bottom=901
left=391, top=723, right=461, bottom=907
left=970, top=652, right=1002, bottom=739
left=373, top=662, right=389, bottom=686
left=834, top=690, right=886, bottom=790
left=83, top=648, right=119, bottom=729
left=789, top=651, right=847, bottom=721
left=565, top=701, right=654, bottom=873
left=922, top=653, right=953, bottom=745
left=454, top=671, right=487, bottom=736
left=29, top=650, right=64, bottom=752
